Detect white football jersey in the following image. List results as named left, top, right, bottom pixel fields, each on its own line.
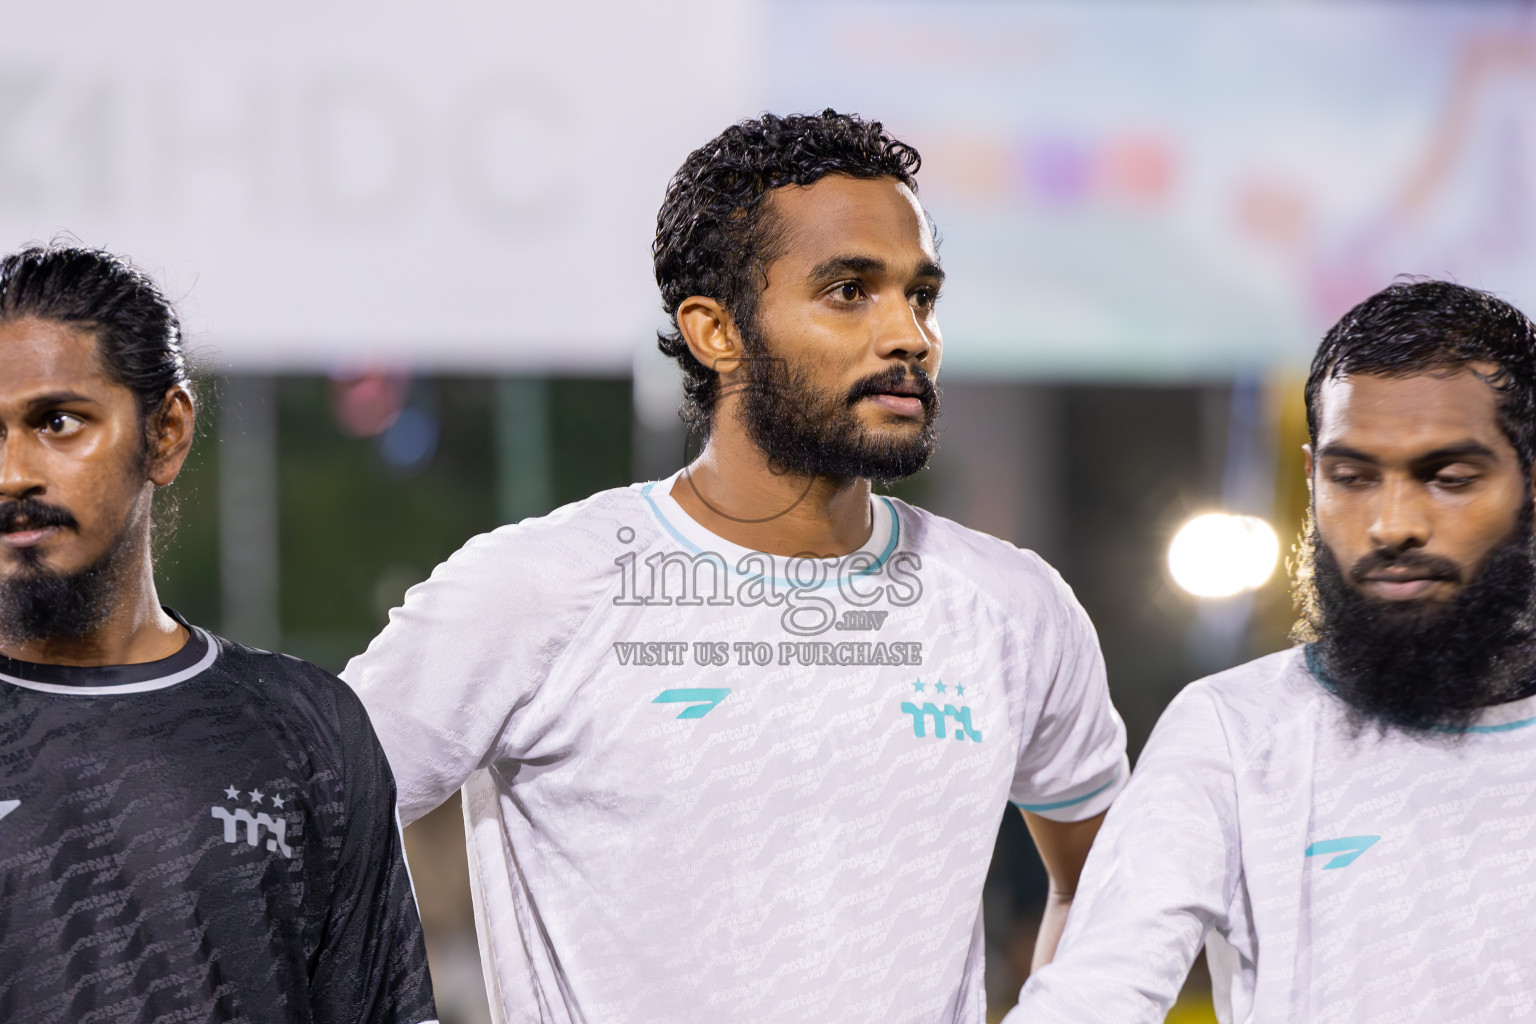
left=344, top=474, right=1127, bottom=1024
left=1011, top=646, right=1536, bottom=1024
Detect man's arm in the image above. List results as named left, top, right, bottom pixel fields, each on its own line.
left=342, top=532, right=517, bottom=822
left=1005, top=687, right=1242, bottom=1024
left=310, top=685, right=437, bottom=1024
left=1022, top=808, right=1106, bottom=971
left=1002, top=552, right=1129, bottom=977
left=343, top=522, right=592, bottom=824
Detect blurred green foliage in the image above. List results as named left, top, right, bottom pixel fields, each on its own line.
left=155, top=375, right=633, bottom=673
left=547, top=379, right=632, bottom=508
left=276, top=377, right=500, bottom=671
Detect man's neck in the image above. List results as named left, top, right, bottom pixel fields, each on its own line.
left=1, top=559, right=188, bottom=667
left=670, top=430, right=875, bottom=557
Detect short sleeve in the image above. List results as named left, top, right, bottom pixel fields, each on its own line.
left=1008, top=561, right=1129, bottom=821
left=342, top=516, right=605, bottom=825
left=343, top=530, right=525, bottom=823
left=1007, top=686, right=1242, bottom=1024
left=310, top=687, right=437, bottom=1024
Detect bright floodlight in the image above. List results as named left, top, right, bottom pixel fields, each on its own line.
left=1168, top=513, right=1280, bottom=598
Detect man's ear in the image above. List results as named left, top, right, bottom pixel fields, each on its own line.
left=1302, top=444, right=1314, bottom=494
left=147, top=386, right=195, bottom=487
left=676, top=296, right=745, bottom=380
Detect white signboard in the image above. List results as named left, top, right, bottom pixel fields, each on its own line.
left=0, top=0, right=758, bottom=371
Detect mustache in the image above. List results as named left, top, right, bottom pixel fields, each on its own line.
left=845, top=366, right=938, bottom=410
left=0, top=499, right=78, bottom=534
left=1348, top=548, right=1462, bottom=585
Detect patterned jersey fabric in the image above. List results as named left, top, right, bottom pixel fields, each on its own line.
left=1014, top=645, right=1536, bottom=1024
left=0, top=613, right=436, bottom=1024
left=345, top=473, right=1128, bottom=1024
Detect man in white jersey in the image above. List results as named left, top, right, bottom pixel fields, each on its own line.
left=1012, top=280, right=1536, bottom=1023
left=345, top=110, right=1128, bottom=1023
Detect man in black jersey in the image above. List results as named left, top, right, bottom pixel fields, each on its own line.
left=0, top=245, right=436, bottom=1023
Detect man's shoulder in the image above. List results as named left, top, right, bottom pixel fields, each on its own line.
left=1165, top=647, right=1325, bottom=753
left=890, top=498, right=1076, bottom=632
left=208, top=631, right=335, bottom=684
left=204, top=634, right=370, bottom=737
left=1184, top=647, right=1314, bottom=708
left=891, top=497, right=1061, bottom=592
left=353, top=484, right=651, bottom=657
left=462, top=483, right=649, bottom=564
left=417, top=484, right=652, bottom=608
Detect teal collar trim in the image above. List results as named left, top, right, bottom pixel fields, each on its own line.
left=638, top=479, right=901, bottom=592
left=1463, top=715, right=1536, bottom=734
left=1304, top=643, right=1536, bottom=734
left=1302, top=643, right=1334, bottom=695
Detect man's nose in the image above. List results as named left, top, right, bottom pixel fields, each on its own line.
left=0, top=431, right=46, bottom=500
left=1367, top=476, right=1430, bottom=552
left=872, top=294, right=934, bottom=364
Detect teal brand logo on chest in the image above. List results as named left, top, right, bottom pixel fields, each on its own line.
left=1305, top=835, right=1379, bottom=869
left=652, top=688, right=732, bottom=719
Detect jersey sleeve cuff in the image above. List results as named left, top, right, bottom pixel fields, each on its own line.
left=1011, top=757, right=1127, bottom=822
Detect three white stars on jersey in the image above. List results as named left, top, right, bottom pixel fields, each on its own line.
left=223, top=784, right=286, bottom=808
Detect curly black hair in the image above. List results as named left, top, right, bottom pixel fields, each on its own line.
left=1305, top=279, right=1536, bottom=472
left=652, top=109, right=922, bottom=435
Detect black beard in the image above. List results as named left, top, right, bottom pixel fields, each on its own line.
left=0, top=502, right=134, bottom=648
left=1298, top=506, right=1536, bottom=735
left=735, top=332, right=940, bottom=486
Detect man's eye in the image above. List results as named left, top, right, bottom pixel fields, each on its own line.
left=833, top=282, right=862, bottom=302
left=911, top=287, right=939, bottom=310
left=43, top=413, right=83, bottom=436
left=1435, top=473, right=1477, bottom=488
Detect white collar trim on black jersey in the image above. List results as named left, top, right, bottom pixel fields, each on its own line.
left=0, top=626, right=219, bottom=696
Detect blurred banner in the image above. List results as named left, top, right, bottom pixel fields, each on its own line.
left=769, top=0, right=1536, bottom=376
left=3, top=1, right=1534, bottom=376
left=0, top=0, right=759, bottom=371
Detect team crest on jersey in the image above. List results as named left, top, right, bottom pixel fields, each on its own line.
left=211, top=784, right=296, bottom=858
left=900, top=678, right=983, bottom=741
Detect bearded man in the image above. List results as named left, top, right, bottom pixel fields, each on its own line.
left=344, top=110, right=1128, bottom=1023
left=0, top=245, right=435, bottom=1022
left=1011, top=279, right=1536, bottom=1022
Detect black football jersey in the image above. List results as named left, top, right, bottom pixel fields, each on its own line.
left=0, top=613, right=437, bottom=1024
